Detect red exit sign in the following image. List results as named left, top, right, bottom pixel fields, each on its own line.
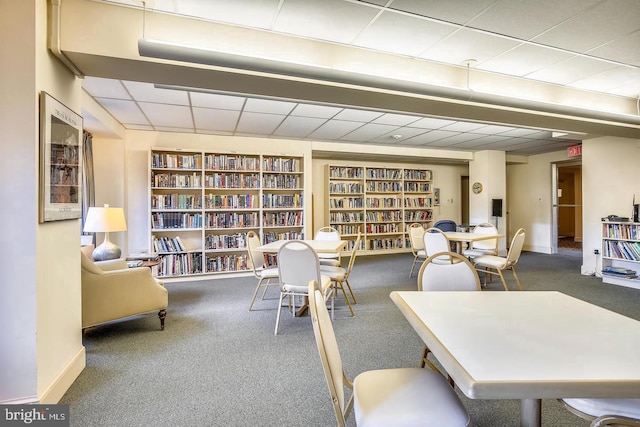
left=567, top=145, right=582, bottom=157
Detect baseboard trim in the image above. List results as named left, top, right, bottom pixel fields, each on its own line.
left=39, top=345, right=86, bottom=404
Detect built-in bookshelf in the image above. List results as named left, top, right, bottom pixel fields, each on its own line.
left=601, top=221, right=640, bottom=290
left=325, top=165, right=433, bottom=255
left=150, top=149, right=304, bottom=278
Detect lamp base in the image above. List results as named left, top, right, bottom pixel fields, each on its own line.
left=92, top=239, right=122, bottom=261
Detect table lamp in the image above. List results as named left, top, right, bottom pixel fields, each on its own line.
left=83, top=204, right=127, bottom=261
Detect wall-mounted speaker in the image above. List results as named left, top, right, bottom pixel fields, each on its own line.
left=492, top=199, right=503, bottom=217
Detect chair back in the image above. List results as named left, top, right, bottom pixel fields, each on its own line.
left=409, top=223, right=425, bottom=254
left=434, top=219, right=457, bottom=232
left=246, top=231, right=264, bottom=276
left=423, top=228, right=452, bottom=261
left=506, top=228, right=526, bottom=267
left=309, top=280, right=351, bottom=427
left=315, top=226, right=341, bottom=241
left=471, top=223, right=498, bottom=251
left=277, top=241, right=321, bottom=288
left=418, top=252, right=481, bottom=291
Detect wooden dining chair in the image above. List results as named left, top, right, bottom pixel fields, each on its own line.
left=247, top=230, right=279, bottom=311
left=417, top=251, right=481, bottom=377
left=462, top=222, right=499, bottom=259
left=315, top=226, right=342, bottom=266
left=274, top=241, right=333, bottom=335
left=320, top=232, right=361, bottom=316
left=308, top=280, right=472, bottom=427
left=473, top=228, right=526, bottom=291
left=423, top=227, right=454, bottom=264
left=560, top=398, right=640, bottom=426
left=408, top=222, right=427, bottom=277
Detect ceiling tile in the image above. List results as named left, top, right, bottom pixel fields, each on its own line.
left=387, top=0, right=498, bottom=25
left=82, top=77, right=131, bottom=99
left=532, top=0, right=640, bottom=53
left=95, top=98, right=149, bottom=125
left=569, top=67, right=640, bottom=94
left=402, top=129, right=459, bottom=145
left=408, top=117, right=455, bottom=128
left=193, top=107, right=240, bottom=132
left=374, top=126, right=429, bottom=142
left=308, top=120, right=365, bottom=140
left=273, top=0, right=379, bottom=44
left=353, top=11, right=455, bottom=56
left=526, top=55, right=618, bottom=85
left=478, top=43, right=574, bottom=77
left=273, top=116, right=327, bottom=138
left=177, top=0, right=281, bottom=29
left=439, top=121, right=487, bottom=132
left=123, top=81, right=190, bottom=105
left=236, top=112, right=285, bottom=134
left=333, top=109, right=384, bottom=122
left=138, top=102, right=193, bottom=128
left=190, top=92, right=246, bottom=110
left=290, top=103, right=343, bottom=118
left=372, top=113, right=422, bottom=126
left=586, top=30, right=640, bottom=65
left=244, top=98, right=296, bottom=114
left=420, top=28, right=520, bottom=65
left=340, top=123, right=400, bottom=142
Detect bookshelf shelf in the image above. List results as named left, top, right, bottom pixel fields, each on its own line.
left=325, top=165, right=433, bottom=255
left=150, top=149, right=304, bottom=278
left=601, top=221, right=640, bottom=290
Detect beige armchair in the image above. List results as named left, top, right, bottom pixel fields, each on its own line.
left=80, top=250, right=168, bottom=330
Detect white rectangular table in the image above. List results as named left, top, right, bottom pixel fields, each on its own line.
left=256, top=239, right=347, bottom=254
left=390, top=291, right=640, bottom=427
left=444, top=231, right=503, bottom=253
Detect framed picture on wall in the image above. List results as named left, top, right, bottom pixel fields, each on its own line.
left=434, top=188, right=440, bottom=206
left=39, top=91, right=83, bottom=222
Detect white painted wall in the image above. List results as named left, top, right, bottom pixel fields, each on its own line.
left=1, top=0, right=84, bottom=404
left=582, top=136, right=640, bottom=275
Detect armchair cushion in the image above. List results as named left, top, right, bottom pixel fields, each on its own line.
left=81, top=251, right=168, bottom=330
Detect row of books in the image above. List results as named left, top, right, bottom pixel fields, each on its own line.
left=329, top=197, right=363, bottom=209
left=368, top=237, right=404, bottom=250
left=204, top=154, right=259, bottom=171
left=155, top=253, right=203, bottom=277
left=329, top=166, right=364, bottom=179
left=366, top=168, right=402, bottom=179
left=152, top=213, right=203, bottom=229
left=405, top=211, right=433, bottom=221
left=152, top=172, right=202, bottom=188
left=366, top=197, right=402, bottom=208
left=262, top=174, right=300, bottom=189
left=329, top=212, right=364, bottom=223
left=366, top=211, right=402, bottom=222
left=152, top=153, right=202, bottom=170
left=604, top=240, right=640, bottom=261
left=153, top=235, right=187, bottom=253
left=204, top=193, right=257, bottom=209
left=262, top=157, right=300, bottom=173
left=263, top=231, right=304, bottom=243
left=263, top=211, right=303, bottom=227
left=603, top=223, right=640, bottom=240
left=404, top=169, right=432, bottom=180
left=404, top=182, right=431, bottom=192
left=602, top=266, right=637, bottom=279
left=204, top=173, right=260, bottom=189
left=404, top=197, right=432, bottom=208
left=152, top=194, right=202, bottom=210
left=205, top=212, right=259, bottom=228
left=205, top=254, right=249, bottom=272
left=366, top=181, right=403, bottom=192
left=329, top=183, right=364, bottom=193
left=262, top=193, right=303, bottom=208
left=204, top=232, right=247, bottom=250
left=366, top=223, right=400, bottom=234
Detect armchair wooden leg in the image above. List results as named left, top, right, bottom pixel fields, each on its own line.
left=158, top=309, right=166, bottom=331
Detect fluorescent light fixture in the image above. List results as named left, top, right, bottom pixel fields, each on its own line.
left=138, top=38, right=640, bottom=127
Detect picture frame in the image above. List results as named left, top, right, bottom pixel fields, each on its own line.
left=39, top=92, right=83, bottom=222
left=434, top=188, right=440, bottom=206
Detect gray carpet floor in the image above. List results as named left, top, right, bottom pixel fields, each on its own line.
left=61, top=251, right=640, bottom=427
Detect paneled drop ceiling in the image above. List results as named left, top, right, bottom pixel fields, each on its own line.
left=81, top=0, right=640, bottom=156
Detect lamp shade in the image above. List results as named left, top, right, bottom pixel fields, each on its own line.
left=83, top=204, right=127, bottom=233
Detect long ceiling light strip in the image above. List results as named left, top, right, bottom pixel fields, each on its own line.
left=138, top=38, right=640, bottom=126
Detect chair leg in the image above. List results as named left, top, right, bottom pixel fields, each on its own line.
left=337, top=280, right=355, bottom=317
left=421, top=344, right=455, bottom=387
left=511, top=267, right=523, bottom=291
left=158, top=309, right=166, bottom=331
left=248, top=278, right=265, bottom=311
left=274, top=292, right=286, bottom=335
left=344, top=279, right=357, bottom=304
left=409, top=256, right=418, bottom=277
left=260, top=279, right=271, bottom=300
left=497, top=269, right=509, bottom=291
